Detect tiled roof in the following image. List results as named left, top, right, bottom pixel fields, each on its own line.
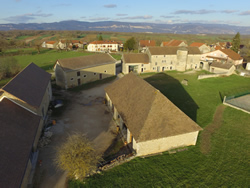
left=190, top=42, right=205, bottom=47
left=210, top=62, right=234, bottom=69
left=89, top=40, right=119, bottom=44
left=57, top=53, right=116, bottom=72
left=162, top=40, right=186, bottom=47
left=105, top=73, right=202, bottom=142
left=220, top=49, right=243, bottom=60
left=148, top=46, right=201, bottom=55
left=0, top=98, right=41, bottom=188
left=123, top=54, right=149, bottom=64
left=46, top=41, right=56, bottom=44
left=2, top=63, right=51, bottom=108
left=139, top=40, right=156, bottom=47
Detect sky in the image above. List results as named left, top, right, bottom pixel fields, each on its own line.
left=0, top=0, right=250, bottom=26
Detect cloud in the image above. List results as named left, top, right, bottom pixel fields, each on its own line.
left=88, top=17, right=110, bottom=21
left=118, top=15, right=153, bottom=20
left=221, top=10, right=238, bottom=14
left=104, top=4, right=117, bottom=8
left=4, top=13, right=53, bottom=23
left=116, top=14, right=128, bottom=16
left=173, top=9, right=216, bottom=14
left=160, top=15, right=177, bottom=18
left=239, top=11, right=250, bottom=15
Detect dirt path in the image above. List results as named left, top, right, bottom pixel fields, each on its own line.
left=33, top=81, right=117, bottom=188
left=200, top=105, right=226, bottom=154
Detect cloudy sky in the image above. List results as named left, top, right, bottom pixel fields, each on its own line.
left=1, top=0, right=250, bottom=26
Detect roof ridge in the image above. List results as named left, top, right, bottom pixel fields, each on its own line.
left=137, top=88, right=159, bottom=141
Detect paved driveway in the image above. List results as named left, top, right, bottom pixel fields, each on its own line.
left=33, top=82, right=116, bottom=188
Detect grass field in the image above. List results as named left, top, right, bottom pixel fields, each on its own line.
left=69, top=72, right=250, bottom=187
left=12, top=50, right=121, bottom=71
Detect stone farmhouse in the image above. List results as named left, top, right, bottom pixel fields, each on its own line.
left=87, top=40, right=122, bottom=52
left=139, top=40, right=156, bottom=53
left=0, top=63, right=52, bottom=188
left=201, top=49, right=243, bottom=67
left=161, top=40, right=187, bottom=47
left=105, top=73, right=202, bottom=156
left=189, top=42, right=211, bottom=53
left=209, top=62, right=236, bottom=74
left=122, top=46, right=201, bottom=74
left=54, top=53, right=116, bottom=89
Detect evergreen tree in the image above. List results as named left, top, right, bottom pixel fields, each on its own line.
left=231, top=32, right=240, bottom=53
left=98, top=35, right=103, bottom=41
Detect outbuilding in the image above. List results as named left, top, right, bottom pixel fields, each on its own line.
left=105, top=73, right=202, bottom=156
left=54, top=53, right=116, bottom=89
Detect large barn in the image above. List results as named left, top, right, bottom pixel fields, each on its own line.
left=105, top=73, right=202, bottom=156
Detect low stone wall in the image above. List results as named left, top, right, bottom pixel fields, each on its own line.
left=198, top=72, right=230, bottom=80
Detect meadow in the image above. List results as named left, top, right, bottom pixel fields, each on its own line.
left=69, top=71, right=250, bottom=188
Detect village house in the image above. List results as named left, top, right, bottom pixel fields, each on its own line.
left=0, top=63, right=52, bottom=188
left=122, top=46, right=202, bottom=73
left=42, top=41, right=57, bottom=49
left=57, top=40, right=85, bottom=50
left=54, top=53, right=116, bottom=89
left=87, top=40, right=121, bottom=52
left=139, top=40, right=156, bottom=53
left=189, top=42, right=211, bottom=53
left=0, top=63, right=52, bottom=120
left=201, top=49, right=243, bottom=67
left=161, top=40, right=187, bottom=47
left=105, top=73, right=202, bottom=156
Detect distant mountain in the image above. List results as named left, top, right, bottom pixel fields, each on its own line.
left=1, top=21, right=250, bottom=34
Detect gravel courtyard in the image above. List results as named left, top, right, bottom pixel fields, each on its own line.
left=33, top=81, right=117, bottom=188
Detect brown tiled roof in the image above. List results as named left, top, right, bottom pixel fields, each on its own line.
left=90, top=40, right=119, bottom=44
left=105, top=73, right=202, bottom=142
left=0, top=98, right=41, bottom=188
left=161, top=41, right=169, bottom=46
left=210, top=62, right=234, bottom=69
left=123, top=54, right=149, bottom=64
left=148, top=46, right=201, bottom=55
left=2, top=63, right=51, bottom=108
left=46, top=41, right=56, bottom=44
left=139, top=40, right=156, bottom=47
left=220, top=49, right=243, bottom=60
left=163, top=40, right=186, bottom=47
left=189, top=42, right=205, bottom=47
left=57, top=53, right=116, bottom=72
left=215, top=46, right=222, bottom=50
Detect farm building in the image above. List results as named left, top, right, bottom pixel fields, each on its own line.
left=105, top=73, right=202, bottom=156
left=189, top=42, right=211, bottom=53
left=87, top=40, right=122, bottom=52
left=139, top=40, right=156, bottom=53
left=209, top=62, right=236, bottom=74
left=122, top=53, right=150, bottom=74
left=160, top=40, right=187, bottom=47
left=54, top=54, right=116, bottom=89
left=0, top=63, right=52, bottom=120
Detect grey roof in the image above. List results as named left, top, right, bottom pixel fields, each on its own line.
left=211, top=62, right=234, bottom=69
left=57, top=53, right=116, bottom=72
left=2, top=63, right=51, bottom=108
left=123, top=53, right=149, bottom=64
left=105, top=73, right=202, bottom=143
left=0, top=98, right=41, bottom=188
left=148, top=46, right=201, bottom=55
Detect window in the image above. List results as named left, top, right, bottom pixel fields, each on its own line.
left=155, top=62, right=157, bottom=65
left=104, top=70, right=107, bottom=73
left=162, top=60, right=166, bottom=63
left=144, top=68, right=146, bottom=70
left=171, top=61, right=173, bottom=65
left=83, top=74, right=87, bottom=78
left=141, top=64, right=144, bottom=67
left=156, top=56, right=158, bottom=58
left=153, top=67, right=156, bottom=70
left=77, top=71, right=80, bottom=76
left=94, top=73, right=97, bottom=76
left=164, top=55, right=165, bottom=57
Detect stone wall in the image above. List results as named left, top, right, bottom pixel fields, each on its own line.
left=135, top=131, right=199, bottom=156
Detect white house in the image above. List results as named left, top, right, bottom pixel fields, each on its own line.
left=87, top=40, right=121, bottom=52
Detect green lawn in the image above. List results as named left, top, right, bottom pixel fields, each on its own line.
left=70, top=72, right=250, bottom=187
